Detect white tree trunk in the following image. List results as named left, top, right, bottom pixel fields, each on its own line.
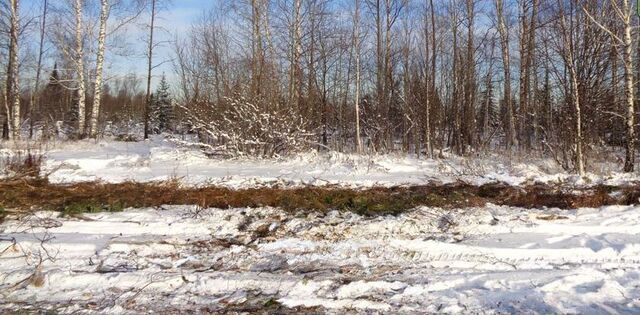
left=30, top=0, right=48, bottom=139
left=75, top=0, right=87, bottom=137
left=496, top=0, right=516, bottom=149
left=144, top=0, right=156, bottom=140
left=289, top=0, right=302, bottom=110
left=428, top=0, right=436, bottom=158
left=9, top=0, right=20, bottom=140
left=559, top=1, right=584, bottom=175
left=583, top=0, right=634, bottom=172
left=622, top=0, right=635, bottom=172
left=569, top=66, right=585, bottom=175
left=354, top=0, right=362, bottom=153
left=89, top=0, right=109, bottom=138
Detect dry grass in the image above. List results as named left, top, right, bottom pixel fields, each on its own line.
left=1, top=151, right=44, bottom=178
left=0, top=178, right=639, bottom=215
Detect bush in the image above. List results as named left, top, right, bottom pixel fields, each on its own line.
left=114, top=134, right=140, bottom=142
left=1, top=151, right=44, bottom=178
left=180, top=96, right=311, bottom=158
left=62, top=200, right=125, bottom=216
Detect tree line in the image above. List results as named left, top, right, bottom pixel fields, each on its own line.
left=1, top=0, right=639, bottom=174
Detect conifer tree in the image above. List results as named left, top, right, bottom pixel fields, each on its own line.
left=151, top=74, right=173, bottom=133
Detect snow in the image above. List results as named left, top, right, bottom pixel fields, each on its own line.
left=2, top=136, right=640, bottom=312
left=2, top=205, right=640, bottom=313
left=8, top=136, right=633, bottom=188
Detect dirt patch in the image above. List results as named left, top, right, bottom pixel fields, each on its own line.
left=0, top=178, right=638, bottom=215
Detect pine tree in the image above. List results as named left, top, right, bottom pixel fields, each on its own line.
left=151, top=74, right=173, bottom=133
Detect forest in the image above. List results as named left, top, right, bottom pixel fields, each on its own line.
left=0, top=0, right=637, bottom=174
left=2, top=1, right=640, bottom=313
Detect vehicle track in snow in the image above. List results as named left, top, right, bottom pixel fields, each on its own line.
left=1, top=205, right=640, bottom=313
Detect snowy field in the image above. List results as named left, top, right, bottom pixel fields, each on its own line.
left=2, top=136, right=639, bottom=188
left=1, top=205, right=640, bottom=313
left=2, top=137, right=640, bottom=313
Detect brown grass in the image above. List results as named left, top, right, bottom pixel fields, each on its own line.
left=1, top=178, right=639, bottom=215
left=2, top=151, right=44, bottom=178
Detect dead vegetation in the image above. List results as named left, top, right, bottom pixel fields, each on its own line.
left=1, top=151, right=44, bottom=179
left=0, top=178, right=639, bottom=215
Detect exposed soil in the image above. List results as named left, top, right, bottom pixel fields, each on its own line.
left=1, top=177, right=639, bottom=215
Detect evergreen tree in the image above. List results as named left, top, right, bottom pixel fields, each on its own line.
left=151, top=74, right=173, bottom=133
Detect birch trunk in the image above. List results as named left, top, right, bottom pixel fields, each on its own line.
left=422, top=0, right=431, bottom=157
left=354, top=0, right=363, bottom=153
left=558, top=1, right=584, bottom=175
left=569, top=65, right=585, bottom=175
left=517, top=0, right=528, bottom=149
left=8, top=0, right=20, bottom=140
left=89, top=0, right=109, bottom=138
left=75, top=0, right=87, bottom=137
left=495, top=0, right=516, bottom=148
left=583, top=0, right=634, bottom=172
left=289, top=0, right=302, bottom=110
left=144, top=0, right=156, bottom=140
left=428, top=0, right=435, bottom=158
left=464, top=0, right=476, bottom=151
left=622, top=0, right=634, bottom=172
left=31, top=0, right=48, bottom=139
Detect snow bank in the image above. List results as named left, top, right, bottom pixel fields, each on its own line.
left=1, top=205, right=639, bottom=313
left=23, top=136, right=639, bottom=188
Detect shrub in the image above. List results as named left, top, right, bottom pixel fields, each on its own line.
left=62, top=200, right=125, bottom=216
left=180, top=96, right=311, bottom=158
left=1, top=151, right=44, bottom=178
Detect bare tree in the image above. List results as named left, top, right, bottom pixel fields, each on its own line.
left=288, top=0, right=302, bottom=110
left=555, top=0, right=584, bottom=175
left=88, top=0, right=110, bottom=138
left=354, top=0, right=363, bottom=153
left=143, top=0, right=157, bottom=140
left=463, top=0, right=476, bottom=152
left=7, top=0, right=21, bottom=140
left=583, top=0, right=635, bottom=172
left=427, top=0, right=436, bottom=158
left=29, top=0, right=49, bottom=139
left=75, top=0, right=87, bottom=137
left=495, top=0, right=516, bottom=149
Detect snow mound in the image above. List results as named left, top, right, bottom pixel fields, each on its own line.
left=1, top=204, right=640, bottom=313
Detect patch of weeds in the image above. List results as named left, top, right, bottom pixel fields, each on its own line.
left=263, top=298, right=281, bottom=308
left=536, top=214, right=569, bottom=221
left=3, top=151, right=44, bottom=178
left=0, top=205, right=6, bottom=223
left=62, top=200, right=125, bottom=216
left=114, top=134, right=139, bottom=142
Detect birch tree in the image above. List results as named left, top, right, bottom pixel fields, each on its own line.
left=88, top=0, right=110, bottom=138
left=427, top=0, right=436, bottom=158
left=353, top=0, right=363, bottom=153
left=7, top=0, right=20, bottom=140
left=288, top=0, right=302, bottom=110
left=556, top=0, right=585, bottom=175
left=583, top=0, right=635, bottom=172
left=463, top=0, right=476, bottom=152
left=495, top=0, right=516, bottom=149
left=29, top=0, right=48, bottom=139
left=144, top=0, right=157, bottom=140
left=75, top=0, right=87, bottom=137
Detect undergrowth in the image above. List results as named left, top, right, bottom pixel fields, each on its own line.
left=0, top=178, right=638, bottom=216
left=61, top=200, right=125, bottom=217
left=2, top=151, right=44, bottom=178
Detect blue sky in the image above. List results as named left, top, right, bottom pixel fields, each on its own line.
left=19, top=0, right=207, bottom=87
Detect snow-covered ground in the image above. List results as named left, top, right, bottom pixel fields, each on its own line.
left=1, top=205, right=640, bottom=313
left=2, top=137, right=640, bottom=313
left=2, top=136, right=638, bottom=188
